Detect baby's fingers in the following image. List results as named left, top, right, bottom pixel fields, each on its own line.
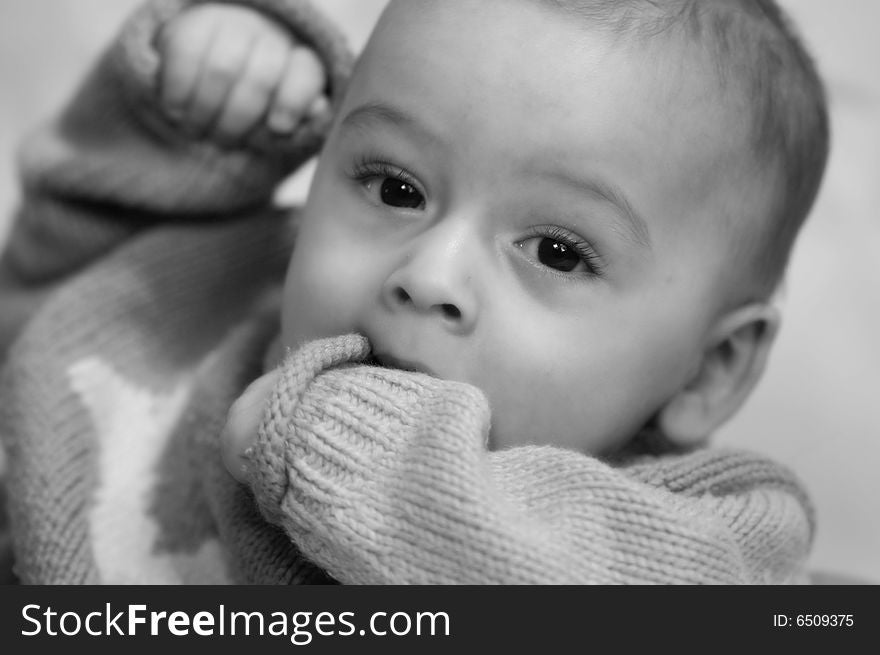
left=221, top=369, right=280, bottom=484
left=267, top=46, right=327, bottom=134
left=212, top=34, right=289, bottom=142
left=184, top=26, right=255, bottom=135
left=157, top=15, right=217, bottom=120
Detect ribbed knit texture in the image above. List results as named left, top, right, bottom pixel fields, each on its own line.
left=0, top=0, right=815, bottom=585
left=243, top=334, right=814, bottom=584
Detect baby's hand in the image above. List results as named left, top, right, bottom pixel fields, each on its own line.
left=221, top=368, right=280, bottom=483
left=156, top=3, right=328, bottom=144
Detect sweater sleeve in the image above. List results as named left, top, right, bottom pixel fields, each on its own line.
left=246, top=335, right=815, bottom=585
left=0, top=0, right=353, bottom=356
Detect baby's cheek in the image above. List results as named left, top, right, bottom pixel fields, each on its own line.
left=473, top=336, right=618, bottom=453
left=282, top=260, right=365, bottom=346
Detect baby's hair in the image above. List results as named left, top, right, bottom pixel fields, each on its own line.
left=542, top=0, right=829, bottom=296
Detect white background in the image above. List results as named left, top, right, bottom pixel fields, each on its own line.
left=0, top=0, right=877, bottom=582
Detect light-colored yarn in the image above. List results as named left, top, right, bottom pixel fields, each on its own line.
left=246, top=335, right=814, bottom=584
left=0, top=0, right=815, bottom=585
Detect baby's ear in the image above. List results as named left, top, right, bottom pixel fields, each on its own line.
left=657, top=303, right=780, bottom=448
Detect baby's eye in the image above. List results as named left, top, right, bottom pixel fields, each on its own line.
left=349, top=158, right=427, bottom=211
left=359, top=175, right=426, bottom=210
left=518, top=229, right=603, bottom=277
left=370, top=177, right=425, bottom=209
left=535, top=238, right=582, bottom=272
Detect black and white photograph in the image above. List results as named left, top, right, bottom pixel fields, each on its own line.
left=0, top=0, right=876, bottom=634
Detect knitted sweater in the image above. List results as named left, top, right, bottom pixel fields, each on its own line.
left=0, top=0, right=815, bottom=585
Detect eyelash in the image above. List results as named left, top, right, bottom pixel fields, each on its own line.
left=346, top=156, right=604, bottom=279
left=520, top=225, right=605, bottom=278
left=347, top=155, right=426, bottom=204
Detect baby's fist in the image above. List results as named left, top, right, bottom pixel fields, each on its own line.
left=156, top=3, right=328, bottom=144
left=221, top=367, right=280, bottom=483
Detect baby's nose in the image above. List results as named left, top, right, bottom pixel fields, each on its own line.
left=390, top=285, right=464, bottom=321
left=381, top=226, right=479, bottom=334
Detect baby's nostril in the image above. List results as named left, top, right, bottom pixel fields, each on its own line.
left=441, top=304, right=461, bottom=320
left=394, top=287, right=411, bottom=304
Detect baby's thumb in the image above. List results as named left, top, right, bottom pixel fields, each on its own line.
left=221, top=369, right=280, bottom=483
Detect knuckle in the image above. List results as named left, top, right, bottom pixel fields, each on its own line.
left=228, top=93, right=262, bottom=117
left=277, top=70, right=321, bottom=105
left=217, top=108, right=257, bottom=137
left=250, top=42, right=289, bottom=88
left=246, top=68, right=281, bottom=97
left=204, top=54, right=242, bottom=81
left=289, top=46, right=324, bottom=75
left=162, top=17, right=207, bottom=55
left=164, top=37, right=201, bottom=67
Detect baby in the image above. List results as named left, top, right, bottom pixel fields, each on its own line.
left=0, top=0, right=827, bottom=584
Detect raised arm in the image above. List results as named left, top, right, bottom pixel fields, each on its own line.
left=234, top=335, right=815, bottom=585
left=0, top=0, right=352, bottom=355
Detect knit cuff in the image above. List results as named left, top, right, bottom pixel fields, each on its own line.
left=246, top=334, right=493, bottom=582
left=248, top=334, right=372, bottom=522
left=115, top=0, right=354, bottom=158
left=248, top=334, right=492, bottom=521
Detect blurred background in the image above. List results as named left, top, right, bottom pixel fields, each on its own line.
left=0, top=1, right=877, bottom=582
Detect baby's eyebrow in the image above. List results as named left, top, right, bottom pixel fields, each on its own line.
left=541, top=168, right=652, bottom=251
left=339, top=102, right=439, bottom=146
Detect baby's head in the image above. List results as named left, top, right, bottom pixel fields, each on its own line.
left=280, top=0, right=828, bottom=454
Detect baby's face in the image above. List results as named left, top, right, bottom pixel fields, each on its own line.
left=281, top=0, right=770, bottom=453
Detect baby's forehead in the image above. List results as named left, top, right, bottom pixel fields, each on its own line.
left=377, top=0, right=734, bottom=103
left=356, top=0, right=763, bottom=192
left=369, top=2, right=748, bottom=150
